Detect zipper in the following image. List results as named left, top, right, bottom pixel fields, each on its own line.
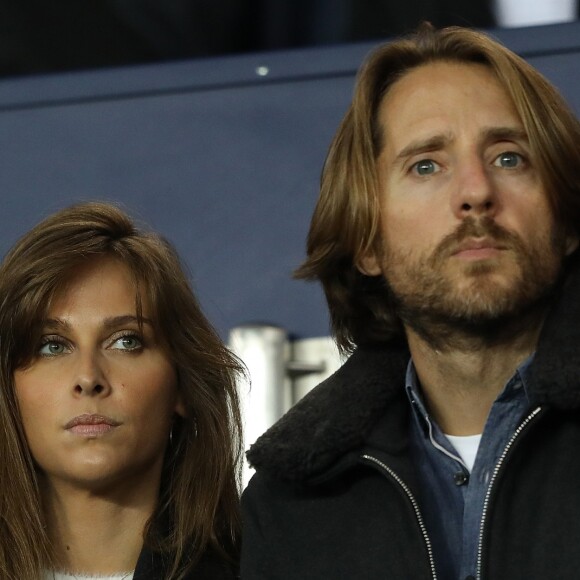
left=475, top=405, right=543, bottom=579
left=361, top=453, right=437, bottom=580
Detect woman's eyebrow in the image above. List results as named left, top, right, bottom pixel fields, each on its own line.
left=42, top=318, right=70, bottom=331
left=102, top=315, right=153, bottom=329
left=41, top=315, right=153, bottom=331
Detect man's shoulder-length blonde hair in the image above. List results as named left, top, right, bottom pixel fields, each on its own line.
left=0, top=201, right=244, bottom=579
left=296, top=23, right=580, bottom=352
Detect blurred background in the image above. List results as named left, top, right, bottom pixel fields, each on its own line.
left=0, top=0, right=577, bottom=77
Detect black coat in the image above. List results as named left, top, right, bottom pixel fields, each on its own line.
left=241, top=256, right=580, bottom=579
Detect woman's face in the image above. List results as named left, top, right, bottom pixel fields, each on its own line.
left=14, top=256, right=184, bottom=493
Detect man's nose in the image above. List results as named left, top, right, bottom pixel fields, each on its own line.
left=451, top=158, right=497, bottom=219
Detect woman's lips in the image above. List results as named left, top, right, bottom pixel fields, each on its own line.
left=65, top=414, right=120, bottom=436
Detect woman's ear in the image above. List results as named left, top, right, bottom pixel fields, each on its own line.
left=174, top=396, right=187, bottom=418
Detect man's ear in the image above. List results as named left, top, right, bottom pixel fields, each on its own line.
left=565, top=231, right=580, bottom=256
left=356, top=251, right=382, bottom=276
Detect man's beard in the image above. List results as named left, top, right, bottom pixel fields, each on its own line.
left=382, top=216, right=567, bottom=349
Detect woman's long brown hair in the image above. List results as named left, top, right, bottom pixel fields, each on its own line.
left=0, top=201, right=244, bottom=579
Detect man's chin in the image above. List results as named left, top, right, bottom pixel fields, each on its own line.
left=453, top=275, right=517, bottom=303
left=446, top=257, right=516, bottom=284
left=428, top=296, right=520, bottom=326
left=400, top=290, right=551, bottom=349
left=400, top=273, right=537, bottom=328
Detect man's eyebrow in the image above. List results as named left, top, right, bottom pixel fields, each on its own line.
left=394, top=134, right=452, bottom=164
left=392, top=126, right=529, bottom=165
left=481, top=126, right=529, bottom=144
left=41, top=315, right=153, bottom=331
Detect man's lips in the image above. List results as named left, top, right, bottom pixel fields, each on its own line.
left=451, top=238, right=506, bottom=259
left=65, top=414, right=121, bottom=436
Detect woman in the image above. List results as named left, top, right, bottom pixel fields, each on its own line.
left=0, top=202, right=243, bottom=579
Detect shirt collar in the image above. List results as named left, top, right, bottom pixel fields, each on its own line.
left=405, top=353, right=534, bottom=426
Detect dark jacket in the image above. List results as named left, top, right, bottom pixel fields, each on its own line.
left=241, top=257, right=580, bottom=579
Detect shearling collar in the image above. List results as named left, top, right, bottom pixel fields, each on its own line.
left=246, top=343, right=410, bottom=481
left=247, top=254, right=580, bottom=482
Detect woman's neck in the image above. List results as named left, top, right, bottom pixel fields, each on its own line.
left=43, top=477, right=159, bottom=575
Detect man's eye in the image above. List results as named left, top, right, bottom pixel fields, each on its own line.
left=39, top=341, right=67, bottom=357
left=494, top=152, right=523, bottom=168
left=111, top=335, right=142, bottom=351
left=412, top=159, right=440, bottom=176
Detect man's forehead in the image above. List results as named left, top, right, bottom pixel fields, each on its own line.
left=375, top=61, right=525, bottom=156
left=379, top=61, right=509, bottom=115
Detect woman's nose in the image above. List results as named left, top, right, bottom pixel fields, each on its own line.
left=72, top=353, right=111, bottom=397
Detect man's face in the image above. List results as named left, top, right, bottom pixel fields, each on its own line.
left=359, top=61, right=578, bottom=334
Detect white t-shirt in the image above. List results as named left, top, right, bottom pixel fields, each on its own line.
left=445, top=433, right=482, bottom=472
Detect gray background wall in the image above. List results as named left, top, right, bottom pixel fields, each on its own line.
left=0, top=21, right=579, bottom=339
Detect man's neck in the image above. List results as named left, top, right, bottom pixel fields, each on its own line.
left=406, top=314, right=542, bottom=436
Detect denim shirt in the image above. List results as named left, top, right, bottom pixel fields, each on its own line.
left=405, top=356, right=532, bottom=580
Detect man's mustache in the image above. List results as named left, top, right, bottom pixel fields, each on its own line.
left=430, top=217, right=520, bottom=265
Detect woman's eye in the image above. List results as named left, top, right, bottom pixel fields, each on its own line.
left=111, top=335, right=142, bottom=351
left=494, top=151, right=523, bottom=168
left=39, top=340, right=67, bottom=357
left=411, top=159, right=440, bottom=176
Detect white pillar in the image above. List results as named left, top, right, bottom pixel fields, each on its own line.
left=229, top=324, right=291, bottom=487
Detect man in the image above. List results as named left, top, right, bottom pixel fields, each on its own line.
left=241, top=24, right=580, bottom=579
